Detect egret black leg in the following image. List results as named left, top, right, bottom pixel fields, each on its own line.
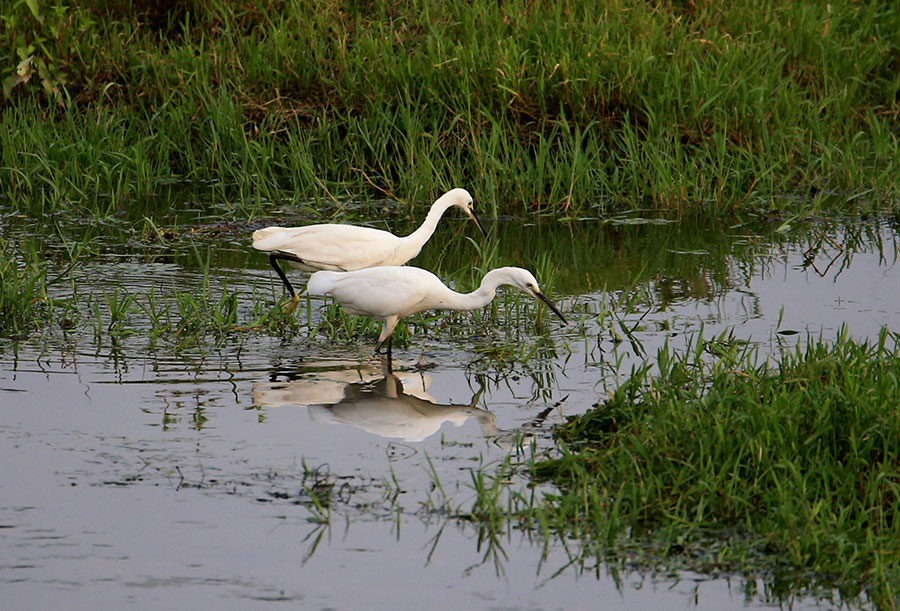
left=380, top=353, right=393, bottom=376
left=268, top=252, right=306, bottom=313
left=268, top=252, right=297, bottom=298
left=375, top=335, right=393, bottom=362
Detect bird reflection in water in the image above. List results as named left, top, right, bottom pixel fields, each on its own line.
left=253, top=359, right=512, bottom=443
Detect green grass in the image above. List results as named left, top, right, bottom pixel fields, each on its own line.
left=2, top=1, right=899, bottom=217
left=462, top=329, right=900, bottom=607
left=0, top=237, right=51, bottom=335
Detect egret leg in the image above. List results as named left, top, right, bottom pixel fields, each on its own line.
left=374, top=316, right=397, bottom=357
left=268, top=252, right=301, bottom=313
left=379, top=354, right=393, bottom=376
left=375, top=335, right=393, bottom=361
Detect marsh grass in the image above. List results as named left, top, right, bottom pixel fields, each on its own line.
left=307, top=300, right=395, bottom=348
left=0, top=238, right=50, bottom=335
left=2, top=1, right=899, bottom=216
left=456, top=329, right=900, bottom=606
left=0, top=232, right=298, bottom=348
left=0, top=234, right=90, bottom=337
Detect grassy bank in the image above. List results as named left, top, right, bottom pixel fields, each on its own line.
left=471, top=330, right=900, bottom=607
left=2, top=1, right=899, bottom=216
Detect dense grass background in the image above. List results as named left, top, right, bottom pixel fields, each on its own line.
left=2, top=0, right=899, bottom=216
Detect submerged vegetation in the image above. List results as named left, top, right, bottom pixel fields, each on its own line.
left=2, top=0, right=899, bottom=215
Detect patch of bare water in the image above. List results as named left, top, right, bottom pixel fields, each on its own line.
left=2, top=214, right=896, bottom=609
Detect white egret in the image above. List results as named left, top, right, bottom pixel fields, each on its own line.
left=306, top=265, right=568, bottom=357
left=252, top=188, right=486, bottom=311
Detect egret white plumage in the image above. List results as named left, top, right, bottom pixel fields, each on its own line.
left=252, top=188, right=485, bottom=311
left=306, top=265, right=567, bottom=357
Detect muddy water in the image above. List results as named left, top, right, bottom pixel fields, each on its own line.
left=2, top=213, right=896, bottom=609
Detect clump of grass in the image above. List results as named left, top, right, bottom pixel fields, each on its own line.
left=0, top=238, right=51, bottom=335
left=522, top=329, right=900, bottom=606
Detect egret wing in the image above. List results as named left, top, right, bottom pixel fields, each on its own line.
left=253, top=224, right=403, bottom=271
left=315, top=268, right=434, bottom=318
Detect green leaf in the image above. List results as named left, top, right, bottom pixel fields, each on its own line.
left=16, top=45, right=35, bottom=61
left=2, top=73, right=28, bottom=98
left=25, top=0, right=42, bottom=22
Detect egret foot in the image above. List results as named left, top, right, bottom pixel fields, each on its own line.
left=280, top=293, right=301, bottom=314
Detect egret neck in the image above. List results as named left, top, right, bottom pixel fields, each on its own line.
left=397, top=194, right=468, bottom=263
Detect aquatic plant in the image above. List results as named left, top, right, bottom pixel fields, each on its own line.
left=0, top=239, right=49, bottom=335
left=460, top=329, right=900, bottom=607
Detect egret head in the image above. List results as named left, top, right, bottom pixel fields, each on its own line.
left=443, top=188, right=487, bottom=237
left=502, top=267, right=568, bottom=324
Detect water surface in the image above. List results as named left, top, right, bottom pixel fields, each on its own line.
left=2, top=212, right=895, bottom=609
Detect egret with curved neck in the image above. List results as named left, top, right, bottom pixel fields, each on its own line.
left=306, top=265, right=567, bottom=357
left=252, top=188, right=485, bottom=311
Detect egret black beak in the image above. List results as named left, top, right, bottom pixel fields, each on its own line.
left=533, top=290, right=568, bottom=324
left=469, top=207, right=488, bottom=237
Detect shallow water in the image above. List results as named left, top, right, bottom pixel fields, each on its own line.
left=2, top=213, right=896, bottom=609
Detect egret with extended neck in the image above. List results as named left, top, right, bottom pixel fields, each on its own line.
left=306, top=265, right=567, bottom=358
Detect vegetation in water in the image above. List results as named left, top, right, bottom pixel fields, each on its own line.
left=0, top=237, right=50, bottom=335
left=453, top=330, right=900, bottom=608
left=1, top=1, right=898, bottom=216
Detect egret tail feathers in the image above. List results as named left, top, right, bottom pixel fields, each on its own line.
left=252, top=226, right=306, bottom=252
